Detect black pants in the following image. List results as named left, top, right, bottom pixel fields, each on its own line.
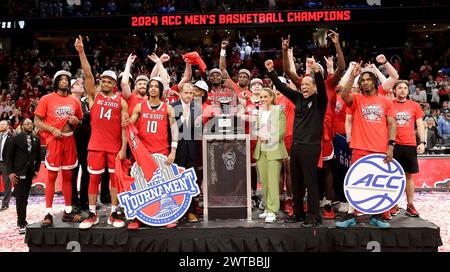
left=15, top=174, right=32, bottom=226
left=175, top=156, right=197, bottom=214
left=0, top=162, right=11, bottom=208
left=71, top=158, right=90, bottom=209
left=290, top=143, right=321, bottom=218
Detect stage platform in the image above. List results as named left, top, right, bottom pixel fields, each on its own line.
left=25, top=208, right=443, bottom=252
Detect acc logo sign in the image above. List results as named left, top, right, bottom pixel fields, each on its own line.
left=118, top=154, right=200, bottom=226
left=344, top=154, right=406, bottom=214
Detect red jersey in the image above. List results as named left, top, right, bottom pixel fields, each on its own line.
left=323, top=77, right=337, bottom=140
left=166, top=85, right=180, bottom=104
left=393, top=99, right=424, bottom=146
left=137, top=101, right=169, bottom=155
left=34, top=92, right=83, bottom=145
left=334, top=94, right=347, bottom=135
left=349, top=93, right=394, bottom=153
left=125, top=92, right=146, bottom=116
left=89, top=93, right=123, bottom=153
left=276, top=95, right=295, bottom=137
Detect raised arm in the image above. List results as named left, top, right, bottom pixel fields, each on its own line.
left=121, top=54, right=137, bottom=100
left=74, top=35, right=96, bottom=106
left=281, top=36, right=302, bottom=89
left=341, top=62, right=361, bottom=107
left=376, top=54, right=399, bottom=91
left=149, top=53, right=170, bottom=85
left=265, top=59, right=300, bottom=103
left=329, top=30, right=345, bottom=88
left=219, top=40, right=230, bottom=80
left=177, top=59, right=192, bottom=87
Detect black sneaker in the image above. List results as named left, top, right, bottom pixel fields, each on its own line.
left=18, top=225, right=27, bottom=234
left=302, top=215, right=323, bottom=228
left=41, top=213, right=53, bottom=228
left=285, top=214, right=306, bottom=223
left=62, top=211, right=84, bottom=223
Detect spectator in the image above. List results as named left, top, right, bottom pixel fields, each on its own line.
left=424, top=117, right=438, bottom=151
left=410, top=86, right=427, bottom=104
left=425, top=75, right=437, bottom=92
left=0, top=112, right=9, bottom=121
left=437, top=111, right=450, bottom=143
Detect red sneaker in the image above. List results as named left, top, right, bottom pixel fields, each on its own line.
left=284, top=199, right=293, bottom=213
left=389, top=205, right=400, bottom=216
left=128, top=219, right=141, bottom=230
left=323, top=205, right=336, bottom=219
left=405, top=204, right=420, bottom=217
left=165, top=222, right=178, bottom=228
left=382, top=210, right=392, bottom=220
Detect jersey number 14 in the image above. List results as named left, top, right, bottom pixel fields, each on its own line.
left=99, top=107, right=112, bottom=120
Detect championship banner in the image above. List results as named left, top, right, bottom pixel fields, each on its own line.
left=344, top=154, right=406, bottom=214
left=116, top=125, right=200, bottom=226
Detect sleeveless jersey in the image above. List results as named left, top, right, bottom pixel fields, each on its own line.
left=137, top=101, right=170, bottom=155
left=88, top=93, right=123, bottom=153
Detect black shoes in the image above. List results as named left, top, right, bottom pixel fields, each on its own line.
left=301, top=215, right=323, bottom=228
left=285, top=214, right=306, bottom=223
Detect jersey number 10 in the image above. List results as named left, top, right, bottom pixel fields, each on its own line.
left=147, top=121, right=158, bottom=133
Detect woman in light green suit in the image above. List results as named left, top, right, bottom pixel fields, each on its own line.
left=253, top=88, right=288, bottom=223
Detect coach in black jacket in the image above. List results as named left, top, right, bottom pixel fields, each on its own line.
left=171, top=83, right=202, bottom=223
left=6, top=119, right=41, bottom=233
left=266, top=58, right=327, bottom=227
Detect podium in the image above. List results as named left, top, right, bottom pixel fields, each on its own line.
left=202, top=134, right=252, bottom=222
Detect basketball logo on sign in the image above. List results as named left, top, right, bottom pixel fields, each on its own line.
left=344, top=154, right=406, bottom=214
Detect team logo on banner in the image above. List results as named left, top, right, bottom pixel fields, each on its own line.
left=344, top=154, right=406, bottom=214
left=118, top=154, right=200, bottom=226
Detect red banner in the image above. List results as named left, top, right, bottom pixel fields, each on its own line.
left=415, top=156, right=450, bottom=189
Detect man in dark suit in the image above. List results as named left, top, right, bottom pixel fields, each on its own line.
left=6, top=119, right=41, bottom=234
left=0, top=120, right=14, bottom=210
left=171, top=83, right=202, bottom=223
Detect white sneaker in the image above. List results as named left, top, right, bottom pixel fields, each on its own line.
left=265, top=212, right=276, bottom=223
left=258, top=210, right=268, bottom=219
left=79, top=212, right=99, bottom=229
left=338, top=202, right=349, bottom=213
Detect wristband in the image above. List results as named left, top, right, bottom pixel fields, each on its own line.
left=381, top=60, right=388, bottom=65
left=388, top=139, right=395, bottom=146
left=51, top=127, right=55, bottom=133
left=171, top=142, right=178, bottom=149
left=220, top=49, right=226, bottom=57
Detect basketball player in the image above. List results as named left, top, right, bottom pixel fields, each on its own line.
left=336, top=62, right=396, bottom=228
left=126, top=76, right=178, bottom=229
left=391, top=80, right=425, bottom=217
left=75, top=35, right=128, bottom=229
left=35, top=70, right=84, bottom=227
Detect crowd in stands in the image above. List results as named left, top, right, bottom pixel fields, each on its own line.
left=1, top=0, right=448, bottom=17
left=0, top=30, right=449, bottom=151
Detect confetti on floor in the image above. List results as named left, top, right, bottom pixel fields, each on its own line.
left=0, top=192, right=448, bottom=252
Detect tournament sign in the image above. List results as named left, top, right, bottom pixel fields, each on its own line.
left=344, top=154, right=406, bottom=214
left=118, top=154, right=200, bottom=227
